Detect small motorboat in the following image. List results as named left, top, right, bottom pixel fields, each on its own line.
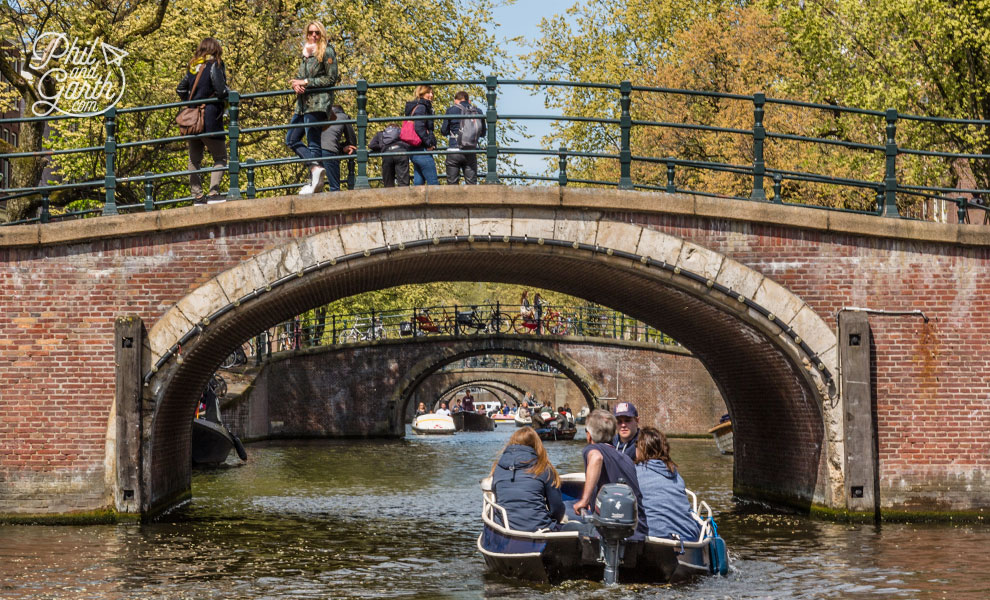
left=453, top=410, right=496, bottom=431
left=514, top=407, right=533, bottom=427
left=412, top=413, right=456, bottom=435
left=477, top=473, right=727, bottom=585
left=575, top=406, right=589, bottom=424
left=707, top=415, right=733, bottom=454
left=491, top=407, right=516, bottom=423
left=535, top=425, right=577, bottom=441
left=192, top=381, right=247, bottom=467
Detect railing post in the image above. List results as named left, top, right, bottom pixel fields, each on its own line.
left=772, top=173, right=782, bottom=204
left=226, top=91, right=241, bottom=199
left=666, top=159, right=676, bottom=193
left=485, top=75, right=499, bottom=184
left=40, top=192, right=50, bottom=223
left=370, top=309, right=377, bottom=340
left=245, top=158, right=256, bottom=198
left=332, top=314, right=337, bottom=344
left=254, top=334, right=262, bottom=366
left=143, top=171, right=153, bottom=211
left=618, top=80, right=633, bottom=190
left=558, top=146, right=568, bottom=187
left=957, top=197, right=969, bottom=224
left=102, top=107, right=118, bottom=216
left=355, top=79, right=370, bottom=189
left=750, top=92, right=767, bottom=202
left=454, top=304, right=460, bottom=336
left=875, top=183, right=885, bottom=215
left=882, top=108, right=900, bottom=217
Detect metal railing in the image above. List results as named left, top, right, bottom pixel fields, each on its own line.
left=220, top=302, right=677, bottom=368
left=3, top=76, right=990, bottom=226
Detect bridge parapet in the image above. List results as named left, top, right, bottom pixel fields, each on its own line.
left=4, top=78, right=990, bottom=226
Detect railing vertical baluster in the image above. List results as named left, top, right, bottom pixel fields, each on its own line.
left=102, top=107, right=118, bottom=216
left=332, top=314, right=337, bottom=345
left=254, top=334, right=262, bottom=366
left=485, top=75, right=499, bottom=184
left=227, top=91, right=241, bottom=199
left=772, top=173, right=782, bottom=204
left=882, top=108, right=900, bottom=217
left=618, top=80, right=632, bottom=190
left=956, top=197, right=968, bottom=224
left=371, top=309, right=377, bottom=340
left=40, top=192, right=50, bottom=223
left=750, top=92, right=767, bottom=202
left=355, top=79, right=370, bottom=189
left=875, top=184, right=885, bottom=215
left=143, top=171, right=153, bottom=211
left=245, top=158, right=256, bottom=198
left=454, top=304, right=460, bottom=336
left=558, top=146, right=568, bottom=187
left=666, top=159, right=676, bottom=193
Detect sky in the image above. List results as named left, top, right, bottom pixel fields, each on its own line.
left=490, top=0, right=578, bottom=176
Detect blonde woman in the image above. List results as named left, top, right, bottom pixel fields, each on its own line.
left=489, top=427, right=565, bottom=531
left=287, top=21, right=339, bottom=194
left=403, top=84, right=439, bottom=185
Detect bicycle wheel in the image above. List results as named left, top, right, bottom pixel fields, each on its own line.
left=210, top=374, right=227, bottom=398
left=488, top=313, right=511, bottom=333
left=542, top=314, right=560, bottom=335
left=512, top=315, right=535, bottom=334
left=220, top=348, right=242, bottom=369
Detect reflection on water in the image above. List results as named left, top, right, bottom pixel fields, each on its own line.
left=0, top=429, right=987, bottom=599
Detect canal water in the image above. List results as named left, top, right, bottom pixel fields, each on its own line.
left=0, top=428, right=987, bottom=599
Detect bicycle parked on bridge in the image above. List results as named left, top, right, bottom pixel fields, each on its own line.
left=343, top=316, right=386, bottom=342
left=455, top=304, right=512, bottom=334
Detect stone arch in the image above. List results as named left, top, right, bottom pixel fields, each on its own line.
left=141, top=209, right=840, bottom=516
left=437, top=380, right=526, bottom=407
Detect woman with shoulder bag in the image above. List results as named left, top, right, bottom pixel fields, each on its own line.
left=176, top=37, right=229, bottom=204
left=287, top=21, right=338, bottom=194
left=403, top=85, right=439, bottom=185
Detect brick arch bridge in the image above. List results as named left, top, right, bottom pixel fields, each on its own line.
left=437, top=381, right=523, bottom=408
left=1, top=186, right=987, bottom=521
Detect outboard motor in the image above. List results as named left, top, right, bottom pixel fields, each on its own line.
left=591, top=481, right=638, bottom=585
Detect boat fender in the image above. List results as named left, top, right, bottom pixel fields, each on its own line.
left=707, top=517, right=729, bottom=576
left=232, top=433, right=248, bottom=461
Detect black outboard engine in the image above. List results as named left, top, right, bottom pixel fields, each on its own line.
left=591, top=481, right=638, bottom=585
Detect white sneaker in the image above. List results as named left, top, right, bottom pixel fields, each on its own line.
left=298, top=183, right=314, bottom=195
left=311, top=166, right=326, bottom=192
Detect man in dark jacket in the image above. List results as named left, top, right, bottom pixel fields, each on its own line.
left=320, top=105, right=356, bottom=191
left=441, top=91, right=486, bottom=184
left=368, top=124, right=410, bottom=187
left=492, top=444, right=565, bottom=531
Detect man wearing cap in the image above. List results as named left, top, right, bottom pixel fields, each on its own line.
left=612, top=402, right=640, bottom=461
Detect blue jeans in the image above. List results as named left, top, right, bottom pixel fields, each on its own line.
left=285, top=112, right=328, bottom=170
left=410, top=153, right=439, bottom=185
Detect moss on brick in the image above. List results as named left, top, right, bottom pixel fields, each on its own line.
left=0, top=507, right=140, bottom=525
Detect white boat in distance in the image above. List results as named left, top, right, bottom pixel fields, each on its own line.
left=412, top=413, right=456, bottom=435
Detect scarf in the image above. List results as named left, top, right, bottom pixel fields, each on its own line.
left=188, top=54, right=216, bottom=75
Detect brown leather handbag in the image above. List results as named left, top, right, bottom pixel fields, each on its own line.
left=176, top=65, right=206, bottom=135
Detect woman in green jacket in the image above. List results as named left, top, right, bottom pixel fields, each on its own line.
left=286, top=20, right=339, bottom=194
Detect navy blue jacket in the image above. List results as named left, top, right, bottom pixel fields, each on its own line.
left=492, top=444, right=564, bottom=532
left=441, top=101, right=486, bottom=147
left=176, top=60, right=228, bottom=135
left=404, top=98, right=436, bottom=149
left=612, top=430, right=639, bottom=462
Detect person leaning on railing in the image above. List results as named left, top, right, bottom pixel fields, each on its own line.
left=288, top=20, right=339, bottom=195
left=404, top=85, right=439, bottom=185
left=176, top=37, right=229, bottom=204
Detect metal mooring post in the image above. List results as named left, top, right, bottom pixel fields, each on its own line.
left=102, top=107, right=118, bottom=215
left=355, top=79, right=370, bottom=189
left=750, top=93, right=767, bottom=202
left=485, top=75, right=499, bottom=184
left=882, top=109, right=901, bottom=217
left=618, top=81, right=633, bottom=190
left=227, top=91, right=241, bottom=199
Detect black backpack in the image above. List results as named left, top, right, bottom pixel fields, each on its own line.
left=380, top=124, right=401, bottom=146
left=456, top=105, right=483, bottom=149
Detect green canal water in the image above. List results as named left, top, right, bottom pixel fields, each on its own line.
left=0, top=429, right=987, bottom=599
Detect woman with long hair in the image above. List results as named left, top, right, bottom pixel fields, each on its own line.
left=176, top=37, right=229, bottom=203
left=634, top=426, right=701, bottom=540
left=489, top=426, right=564, bottom=531
left=287, top=20, right=338, bottom=194
left=403, top=84, right=439, bottom=185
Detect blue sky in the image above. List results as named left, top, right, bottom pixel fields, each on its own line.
left=491, top=0, right=577, bottom=176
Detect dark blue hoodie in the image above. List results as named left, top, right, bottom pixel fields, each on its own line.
left=492, top=444, right=565, bottom=532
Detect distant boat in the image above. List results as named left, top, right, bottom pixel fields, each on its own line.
left=514, top=407, right=533, bottom=427
left=535, top=425, right=577, bottom=441
left=707, top=417, right=733, bottom=454
left=412, top=413, right=456, bottom=435
left=192, top=381, right=247, bottom=467
left=575, top=406, right=589, bottom=424
left=491, top=411, right=516, bottom=423
left=453, top=410, right=496, bottom=431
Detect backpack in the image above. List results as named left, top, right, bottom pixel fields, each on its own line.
left=456, top=105, right=483, bottom=149
left=380, top=124, right=401, bottom=146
